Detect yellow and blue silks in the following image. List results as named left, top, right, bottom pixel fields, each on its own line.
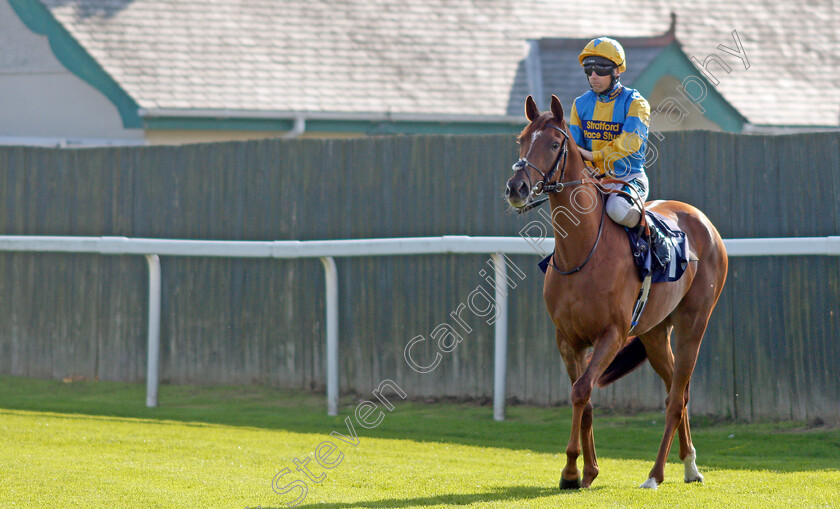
left=569, top=85, right=651, bottom=181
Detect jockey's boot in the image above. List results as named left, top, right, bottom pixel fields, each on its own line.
left=645, top=222, right=671, bottom=268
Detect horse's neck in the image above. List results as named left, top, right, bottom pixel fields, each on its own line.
left=548, top=185, right=606, bottom=270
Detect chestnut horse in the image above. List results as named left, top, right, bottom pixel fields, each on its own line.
left=505, top=95, right=728, bottom=489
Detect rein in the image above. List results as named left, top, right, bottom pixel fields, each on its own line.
left=546, top=201, right=606, bottom=275
left=511, top=124, right=648, bottom=275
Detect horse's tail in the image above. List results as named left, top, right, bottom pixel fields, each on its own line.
left=597, top=336, right=648, bottom=387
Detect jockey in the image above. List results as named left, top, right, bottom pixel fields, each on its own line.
left=569, top=37, right=671, bottom=267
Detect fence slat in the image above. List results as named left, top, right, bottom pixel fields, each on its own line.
left=0, top=132, right=837, bottom=421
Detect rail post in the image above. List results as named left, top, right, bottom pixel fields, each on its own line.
left=320, top=257, right=339, bottom=416
left=491, top=253, right=508, bottom=421
left=145, top=254, right=162, bottom=408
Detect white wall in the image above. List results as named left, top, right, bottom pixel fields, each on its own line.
left=0, top=0, right=144, bottom=144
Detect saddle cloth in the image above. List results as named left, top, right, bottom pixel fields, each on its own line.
left=537, top=209, right=690, bottom=283
left=625, top=209, right=690, bottom=283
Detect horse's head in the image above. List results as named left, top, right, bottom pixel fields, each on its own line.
left=505, top=94, right=572, bottom=210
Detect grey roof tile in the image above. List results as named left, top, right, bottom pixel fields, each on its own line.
left=38, top=0, right=840, bottom=126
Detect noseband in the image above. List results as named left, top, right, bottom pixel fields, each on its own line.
left=511, top=125, right=570, bottom=201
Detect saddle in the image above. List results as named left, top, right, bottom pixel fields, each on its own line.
left=625, top=209, right=690, bottom=283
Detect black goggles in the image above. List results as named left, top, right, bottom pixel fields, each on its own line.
left=583, top=63, right=616, bottom=77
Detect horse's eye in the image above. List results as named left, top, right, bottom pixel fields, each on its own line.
left=552, top=141, right=560, bottom=149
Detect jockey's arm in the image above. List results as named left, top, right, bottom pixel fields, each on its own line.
left=577, top=147, right=594, bottom=161
left=569, top=102, right=597, bottom=163
left=590, top=97, right=650, bottom=175
left=591, top=130, right=647, bottom=174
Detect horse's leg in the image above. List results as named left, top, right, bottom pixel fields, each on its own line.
left=558, top=338, right=600, bottom=488
left=679, top=380, right=704, bottom=483
left=558, top=327, right=623, bottom=489
left=642, top=315, right=708, bottom=489
left=556, top=334, right=586, bottom=489
left=641, top=324, right=702, bottom=484
left=579, top=393, right=598, bottom=487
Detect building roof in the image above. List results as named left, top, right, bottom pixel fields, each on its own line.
left=20, top=0, right=840, bottom=128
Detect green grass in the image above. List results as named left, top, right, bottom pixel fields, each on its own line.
left=0, top=376, right=838, bottom=508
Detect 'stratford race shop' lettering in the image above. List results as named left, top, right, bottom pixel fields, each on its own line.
left=583, top=120, right=622, bottom=141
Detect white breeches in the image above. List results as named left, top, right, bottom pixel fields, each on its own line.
left=604, top=175, right=649, bottom=228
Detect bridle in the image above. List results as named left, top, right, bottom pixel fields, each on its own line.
left=511, top=124, right=603, bottom=213
left=511, top=125, right=567, bottom=209
left=510, top=123, right=607, bottom=275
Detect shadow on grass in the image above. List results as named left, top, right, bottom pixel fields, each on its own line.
left=1, top=376, right=838, bottom=474
left=259, top=485, right=581, bottom=508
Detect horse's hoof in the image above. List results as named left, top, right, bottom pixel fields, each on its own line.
left=684, top=473, right=704, bottom=483
left=582, top=468, right=599, bottom=488
left=639, top=477, right=659, bottom=489
left=559, top=476, right=582, bottom=490
left=683, top=447, right=704, bottom=483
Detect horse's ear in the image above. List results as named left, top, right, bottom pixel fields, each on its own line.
left=550, top=95, right=564, bottom=122
left=525, top=95, right=540, bottom=122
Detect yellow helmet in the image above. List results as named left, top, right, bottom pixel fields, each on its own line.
left=578, top=37, right=626, bottom=73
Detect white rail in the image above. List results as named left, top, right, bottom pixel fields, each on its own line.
left=0, top=235, right=837, bottom=419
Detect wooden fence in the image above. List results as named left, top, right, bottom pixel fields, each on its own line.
left=0, top=131, right=837, bottom=422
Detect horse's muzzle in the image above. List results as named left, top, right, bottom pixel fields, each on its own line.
left=505, top=179, right=530, bottom=205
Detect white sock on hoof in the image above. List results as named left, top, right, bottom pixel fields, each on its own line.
left=683, top=446, right=704, bottom=483
left=640, top=477, right=659, bottom=489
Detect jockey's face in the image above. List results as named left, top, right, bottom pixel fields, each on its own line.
left=588, top=69, right=618, bottom=94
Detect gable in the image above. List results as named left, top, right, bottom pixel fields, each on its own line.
left=632, top=41, right=747, bottom=132
left=1, top=0, right=142, bottom=142
left=7, top=0, right=141, bottom=129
